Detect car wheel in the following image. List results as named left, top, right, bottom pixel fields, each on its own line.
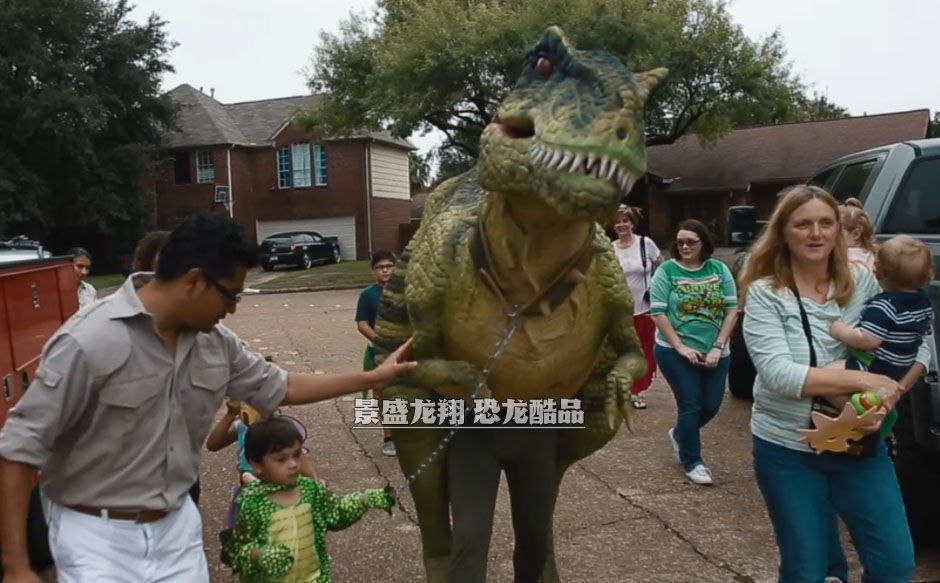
left=332, top=246, right=341, bottom=264
left=892, top=385, right=940, bottom=548
left=727, top=319, right=755, bottom=400
left=261, top=262, right=274, bottom=272
left=301, top=253, right=313, bottom=270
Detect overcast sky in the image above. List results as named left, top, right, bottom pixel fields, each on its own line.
left=130, top=0, right=939, bottom=152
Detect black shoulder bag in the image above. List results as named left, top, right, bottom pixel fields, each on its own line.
left=792, top=286, right=878, bottom=457
left=640, top=236, right=650, bottom=305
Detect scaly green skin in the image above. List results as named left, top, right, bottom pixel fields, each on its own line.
left=375, top=26, right=666, bottom=582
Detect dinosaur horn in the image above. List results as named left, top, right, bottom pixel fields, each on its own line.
left=632, top=67, right=669, bottom=103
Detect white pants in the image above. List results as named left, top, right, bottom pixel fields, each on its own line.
left=45, top=497, right=209, bottom=583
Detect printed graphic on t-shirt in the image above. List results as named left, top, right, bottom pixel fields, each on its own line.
left=675, top=276, right=725, bottom=322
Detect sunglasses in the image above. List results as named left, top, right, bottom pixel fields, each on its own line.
left=209, top=279, right=243, bottom=304
left=676, top=238, right=701, bottom=247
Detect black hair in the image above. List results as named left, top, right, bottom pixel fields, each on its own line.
left=669, top=219, right=715, bottom=260
left=68, top=247, right=92, bottom=261
left=244, top=417, right=302, bottom=464
left=155, top=213, right=259, bottom=282
left=133, top=230, right=170, bottom=272
left=370, top=250, right=396, bottom=268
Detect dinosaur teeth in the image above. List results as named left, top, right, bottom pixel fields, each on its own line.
left=569, top=154, right=583, bottom=172
left=605, top=160, right=618, bottom=181
left=598, top=157, right=609, bottom=179
left=549, top=150, right=563, bottom=169
left=559, top=151, right=573, bottom=170
left=586, top=154, right=597, bottom=172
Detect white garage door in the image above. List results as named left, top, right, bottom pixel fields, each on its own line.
left=256, top=217, right=357, bottom=261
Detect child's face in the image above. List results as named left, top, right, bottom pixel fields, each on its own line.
left=73, top=256, right=91, bottom=282
left=251, top=441, right=303, bottom=486
left=373, top=260, right=395, bottom=286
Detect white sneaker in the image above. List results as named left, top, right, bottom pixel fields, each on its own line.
left=381, top=440, right=397, bottom=457
left=685, top=464, right=713, bottom=486
left=667, top=428, right=680, bottom=463
left=824, top=578, right=844, bottom=583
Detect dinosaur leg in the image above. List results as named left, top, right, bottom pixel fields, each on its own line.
left=503, top=427, right=560, bottom=583
left=541, top=375, right=623, bottom=583
left=384, top=384, right=451, bottom=583
left=447, top=427, right=502, bottom=583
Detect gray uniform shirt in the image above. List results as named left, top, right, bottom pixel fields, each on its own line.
left=0, top=274, right=288, bottom=511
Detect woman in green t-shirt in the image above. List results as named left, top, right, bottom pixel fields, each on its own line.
left=650, top=219, right=738, bottom=486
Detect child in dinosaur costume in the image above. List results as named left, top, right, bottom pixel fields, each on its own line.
left=224, top=417, right=395, bottom=583
left=374, top=26, right=666, bottom=583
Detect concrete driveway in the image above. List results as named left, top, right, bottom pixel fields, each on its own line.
left=200, top=289, right=940, bottom=582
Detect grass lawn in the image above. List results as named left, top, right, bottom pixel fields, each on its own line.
left=255, top=260, right=375, bottom=291
left=87, top=273, right=126, bottom=290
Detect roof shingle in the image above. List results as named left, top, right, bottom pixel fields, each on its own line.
left=163, top=84, right=414, bottom=150
left=646, top=109, right=930, bottom=191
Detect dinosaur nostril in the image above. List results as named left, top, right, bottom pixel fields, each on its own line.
left=616, top=128, right=628, bottom=140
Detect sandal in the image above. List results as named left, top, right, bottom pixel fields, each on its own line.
left=631, top=395, right=647, bottom=409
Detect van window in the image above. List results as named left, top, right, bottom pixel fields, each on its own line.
left=829, top=159, right=879, bottom=203
left=808, top=167, right=838, bottom=189
left=883, top=157, right=940, bottom=234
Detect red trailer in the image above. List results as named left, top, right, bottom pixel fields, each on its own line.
left=0, top=256, right=79, bottom=576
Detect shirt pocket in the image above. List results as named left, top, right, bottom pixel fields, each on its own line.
left=98, top=374, right=162, bottom=409
left=186, top=364, right=229, bottom=442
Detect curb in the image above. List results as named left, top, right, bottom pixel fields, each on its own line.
left=255, top=284, right=371, bottom=295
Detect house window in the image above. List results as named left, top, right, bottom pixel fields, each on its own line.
left=314, top=145, right=328, bottom=186
left=291, top=143, right=312, bottom=187
left=173, top=152, right=191, bottom=185
left=196, top=150, right=215, bottom=183
left=277, top=148, right=291, bottom=188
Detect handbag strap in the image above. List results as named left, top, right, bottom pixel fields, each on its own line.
left=639, top=236, right=649, bottom=291
left=790, top=285, right=818, bottom=367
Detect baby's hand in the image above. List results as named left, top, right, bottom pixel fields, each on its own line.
left=830, top=320, right=852, bottom=338
left=226, top=399, right=243, bottom=416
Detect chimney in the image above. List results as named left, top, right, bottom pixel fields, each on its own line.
left=199, top=86, right=204, bottom=94
left=210, top=88, right=215, bottom=99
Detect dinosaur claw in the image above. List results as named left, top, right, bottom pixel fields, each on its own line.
left=605, top=403, right=618, bottom=430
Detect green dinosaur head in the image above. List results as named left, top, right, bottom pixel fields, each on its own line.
left=478, top=26, right=667, bottom=221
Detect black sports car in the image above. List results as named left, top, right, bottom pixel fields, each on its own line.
left=260, top=231, right=341, bottom=271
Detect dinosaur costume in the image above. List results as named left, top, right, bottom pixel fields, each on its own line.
left=374, top=27, right=666, bottom=582
left=225, top=477, right=394, bottom=582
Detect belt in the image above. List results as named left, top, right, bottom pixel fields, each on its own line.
left=68, top=504, right=169, bottom=523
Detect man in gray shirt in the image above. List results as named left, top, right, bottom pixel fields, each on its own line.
left=0, top=213, right=415, bottom=583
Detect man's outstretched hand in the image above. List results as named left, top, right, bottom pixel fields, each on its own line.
left=372, top=338, right=417, bottom=388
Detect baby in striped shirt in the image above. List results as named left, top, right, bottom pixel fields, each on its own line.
left=828, top=236, right=934, bottom=413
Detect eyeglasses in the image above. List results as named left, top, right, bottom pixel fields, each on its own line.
left=209, top=279, right=243, bottom=304
left=676, top=238, right=701, bottom=247
left=373, top=264, right=395, bottom=271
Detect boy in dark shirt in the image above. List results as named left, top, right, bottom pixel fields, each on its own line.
left=355, top=251, right=397, bottom=456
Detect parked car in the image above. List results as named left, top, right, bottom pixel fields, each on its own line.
left=260, top=232, right=341, bottom=271
left=0, top=236, right=53, bottom=264
left=726, top=137, right=940, bottom=546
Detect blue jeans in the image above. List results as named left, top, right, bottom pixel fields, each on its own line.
left=654, top=345, right=729, bottom=471
left=753, top=436, right=915, bottom=583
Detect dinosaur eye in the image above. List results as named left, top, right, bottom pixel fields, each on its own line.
left=617, top=128, right=629, bottom=140
left=536, top=57, right=553, bottom=77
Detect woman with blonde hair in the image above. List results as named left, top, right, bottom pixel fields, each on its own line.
left=612, top=204, right=664, bottom=409
left=738, top=184, right=928, bottom=582
left=839, top=197, right=877, bottom=269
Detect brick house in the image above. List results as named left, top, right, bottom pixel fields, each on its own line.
left=154, top=84, right=415, bottom=260
left=625, top=109, right=931, bottom=245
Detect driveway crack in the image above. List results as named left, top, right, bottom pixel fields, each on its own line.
left=576, top=463, right=755, bottom=583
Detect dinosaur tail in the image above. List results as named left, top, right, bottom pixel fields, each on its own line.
left=374, top=248, right=413, bottom=363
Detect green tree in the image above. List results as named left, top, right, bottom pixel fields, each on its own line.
left=930, top=111, right=940, bottom=138
left=0, top=0, right=176, bottom=269
left=305, top=0, right=846, bottom=180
